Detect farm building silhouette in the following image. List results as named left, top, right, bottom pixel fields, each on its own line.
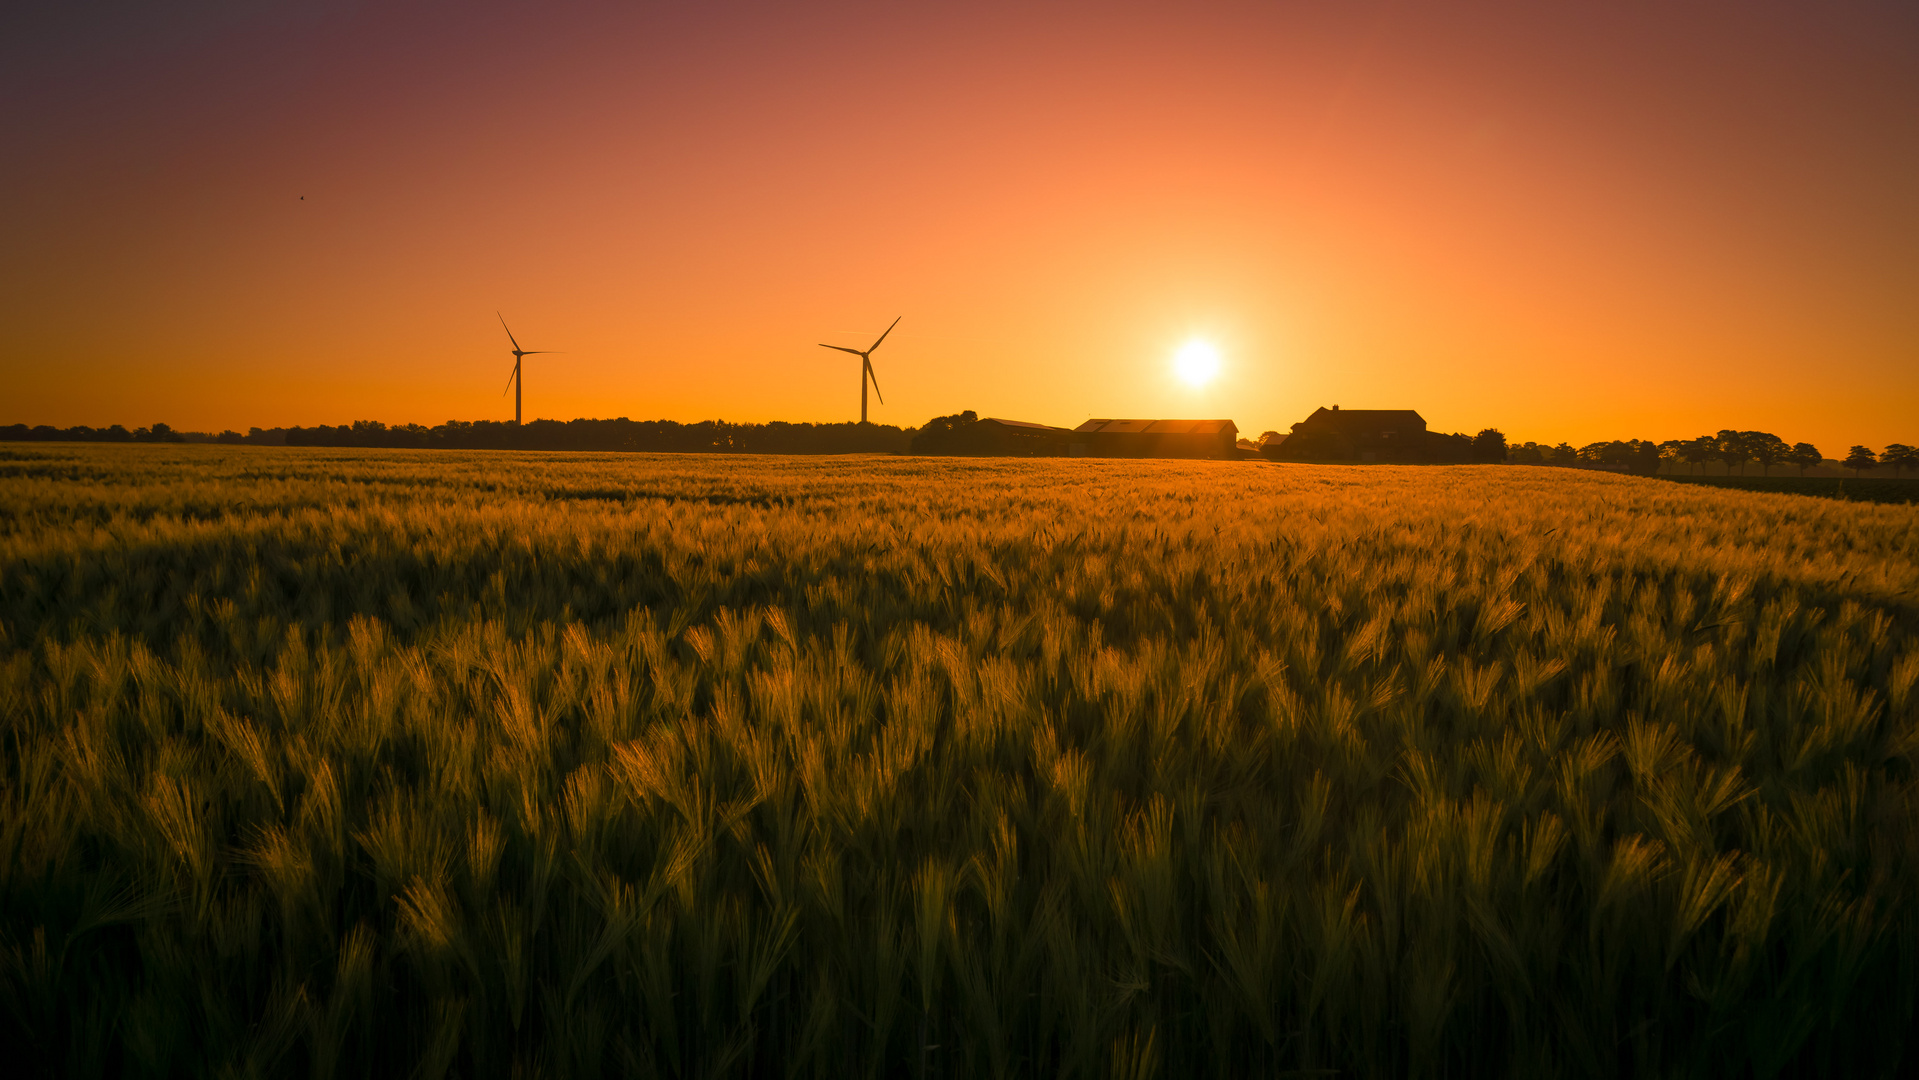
left=910, top=416, right=1073, bottom=456
left=911, top=413, right=1240, bottom=458
left=1265, top=406, right=1436, bottom=462
left=1070, top=419, right=1240, bottom=458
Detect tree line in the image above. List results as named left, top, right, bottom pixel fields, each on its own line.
left=1498, top=429, right=1917, bottom=477
left=5, top=420, right=1913, bottom=474
left=0, top=422, right=200, bottom=444
left=1, top=418, right=916, bottom=455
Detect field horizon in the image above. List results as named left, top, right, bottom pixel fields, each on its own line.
left=4, top=444, right=1917, bottom=1077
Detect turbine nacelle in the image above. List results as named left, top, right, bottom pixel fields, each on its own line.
left=498, top=312, right=561, bottom=425
left=818, top=316, right=899, bottom=423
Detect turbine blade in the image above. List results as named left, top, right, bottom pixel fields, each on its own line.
left=867, top=315, right=901, bottom=353
left=819, top=344, right=865, bottom=355
left=498, top=311, right=522, bottom=352
left=502, top=366, right=517, bottom=395
left=865, top=357, right=883, bottom=405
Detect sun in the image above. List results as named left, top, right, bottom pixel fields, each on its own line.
left=1173, top=340, right=1221, bottom=387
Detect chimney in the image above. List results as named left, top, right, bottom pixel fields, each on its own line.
left=1332, top=404, right=1339, bottom=411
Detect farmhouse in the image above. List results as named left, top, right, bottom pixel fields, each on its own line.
left=1070, top=418, right=1239, bottom=459
left=1269, top=405, right=1428, bottom=462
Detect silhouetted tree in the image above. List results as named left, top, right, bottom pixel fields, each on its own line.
left=1715, top=430, right=1750, bottom=475
left=1508, top=442, right=1544, bottom=464
left=1631, top=439, right=1663, bottom=474
left=131, top=423, right=183, bottom=443
left=215, top=430, right=245, bottom=444
left=1550, top=442, right=1578, bottom=466
left=1425, top=432, right=1475, bottom=463
left=1787, top=442, right=1823, bottom=476
left=1470, top=428, right=1507, bottom=463
left=1743, top=432, right=1789, bottom=476
left=1578, top=440, right=1636, bottom=468
left=1884, top=443, right=1917, bottom=477
left=1844, top=445, right=1878, bottom=476
left=1656, top=440, right=1685, bottom=474
left=908, top=411, right=981, bottom=454
left=1674, top=436, right=1714, bottom=475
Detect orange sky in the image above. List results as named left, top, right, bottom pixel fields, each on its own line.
left=6, top=1, right=1916, bottom=451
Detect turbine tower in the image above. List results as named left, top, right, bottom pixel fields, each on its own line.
left=818, top=316, right=899, bottom=424
left=498, top=313, right=554, bottom=425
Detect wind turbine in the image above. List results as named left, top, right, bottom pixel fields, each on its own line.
left=818, top=316, right=899, bottom=424
left=497, top=313, right=556, bottom=425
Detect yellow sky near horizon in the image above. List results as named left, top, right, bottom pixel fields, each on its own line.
left=5, top=2, right=1915, bottom=453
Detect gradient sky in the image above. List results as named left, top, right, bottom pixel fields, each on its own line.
left=6, top=0, right=1916, bottom=450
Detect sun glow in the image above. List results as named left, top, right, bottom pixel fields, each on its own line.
left=1173, top=340, right=1221, bottom=387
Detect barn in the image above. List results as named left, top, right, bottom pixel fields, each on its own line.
left=1070, top=418, right=1239, bottom=459
left=969, top=417, right=1072, bottom=455
left=910, top=413, right=1073, bottom=455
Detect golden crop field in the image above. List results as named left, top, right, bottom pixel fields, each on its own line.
left=3, top=444, right=1917, bottom=1078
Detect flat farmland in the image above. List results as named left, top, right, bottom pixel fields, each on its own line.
left=3, top=445, right=1917, bottom=1078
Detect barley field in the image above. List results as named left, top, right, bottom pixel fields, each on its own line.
left=3, top=444, right=1917, bottom=1078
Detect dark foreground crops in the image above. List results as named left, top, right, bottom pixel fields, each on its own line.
left=3, top=445, right=1918, bottom=1077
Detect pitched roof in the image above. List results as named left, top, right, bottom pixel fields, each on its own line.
left=1074, top=418, right=1156, bottom=434
left=1074, top=418, right=1237, bottom=435
left=1303, top=407, right=1425, bottom=424
left=978, top=417, right=1070, bottom=432
left=1144, top=419, right=1237, bottom=435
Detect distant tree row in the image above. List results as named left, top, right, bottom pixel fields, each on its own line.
left=1503, top=429, right=1918, bottom=477
left=8, top=419, right=1914, bottom=474
left=1, top=418, right=918, bottom=455
left=1657, top=431, right=1826, bottom=476
left=288, top=418, right=917, bottom=454
left=1836, top=443, right=1919, bottom=476
left=0, top=422, right=203, bottom=444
